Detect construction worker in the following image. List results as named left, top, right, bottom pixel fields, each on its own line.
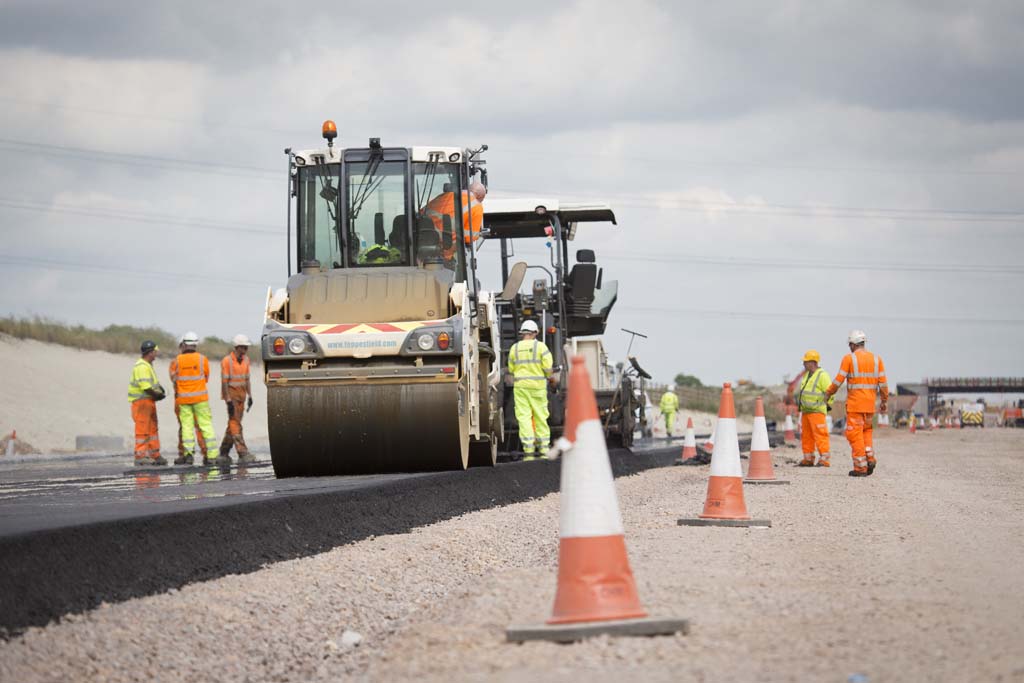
left=128, top=341, right=167, bottom=466
left=220, top=334, right=255, bottom=465
left=659, top=389, right=679, bottom=437
left=169, top=331, right=219, bottom=466
left=357, top=242, right=403, bottom=264
left=825, top=330, right=888, bottom=477
left=423, top=181, right=486, bottom=258
left=507, top=319, right=555, bottom=460
left=795, top=349, right=833, bottom=467
left=173, top=340, right=207, bottom=462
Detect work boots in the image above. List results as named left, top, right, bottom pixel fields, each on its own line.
left=173, top=454, right=193, bottom=466
left=848, top=469, right=869, bottom=477
left=215, top=448, right=233, bottom=467
left=237, top=452, right=256, bottom=465
left=866, top=460, right=877, bottom=475
left=798, top=458, right=816, bottom=467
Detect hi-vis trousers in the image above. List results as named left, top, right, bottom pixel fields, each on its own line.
left=845, top=411, right=876, bottom=472
left=514, top=385, right=550, bottom=454
left=178, top=401, right=216, bottom=458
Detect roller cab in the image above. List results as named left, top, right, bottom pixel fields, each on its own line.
left=264, top=135, right=501, bottom=476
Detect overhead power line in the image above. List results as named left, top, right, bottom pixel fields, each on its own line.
left=5, top=94, right=1023, bottom=179
left=0, top=255, right=272, bottom=289
left=501, top=245, right=1024, bottom=276
left=0, top=137, right=279, bottom=181
left=3, top=134, right=1022, bottom=224
left=621, top=305, right=1024, bottom=326
left=0, top=198, right=282, bottom=236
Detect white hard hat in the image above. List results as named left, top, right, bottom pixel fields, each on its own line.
left=180, top=331, right=199, bottom=345
left=848, top=329, right=867, bottom=344
left=232, top=334, right=252, bottom=347
left=519, top=320, right=539, bottom=334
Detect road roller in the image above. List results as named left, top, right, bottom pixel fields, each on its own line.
left=262, top=123, right=502, bottom=476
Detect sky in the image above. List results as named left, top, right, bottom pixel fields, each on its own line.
left=1, top=0, right=1022, bottom=388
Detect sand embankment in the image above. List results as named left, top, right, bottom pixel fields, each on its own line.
left=0, top=335, right=267, bottom=454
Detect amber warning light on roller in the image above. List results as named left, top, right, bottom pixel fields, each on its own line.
left=322, top=120, right=338, bottom=145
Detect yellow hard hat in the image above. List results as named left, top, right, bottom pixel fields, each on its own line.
left=803, top=349, right=820, bottom=363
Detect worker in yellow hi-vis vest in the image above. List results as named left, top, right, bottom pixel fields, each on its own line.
left=659, top=389, right=679, bottom=436
left=507, top=320, right=555, bottom=461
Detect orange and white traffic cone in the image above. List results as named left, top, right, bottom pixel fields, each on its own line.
left=745, top=397, right=789, bottom=485
left=676, top=418, right=697, bottom=464
left=783, top=409, right=796, bottom=447
left=701, top=427, right=715, bottom=455
left=507, top=356, right=688, bottom=643
left=679, top=383, right=771, bottom=528
left=909, top=416, right=917, bottom=434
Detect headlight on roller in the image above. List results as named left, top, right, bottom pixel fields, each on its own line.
left=288, top=337, right=307, bottom=354
left=417, top=333, right=435, bottom=351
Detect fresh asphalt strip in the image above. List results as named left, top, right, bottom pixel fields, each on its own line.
left=0, top=445, right=687, bottom=638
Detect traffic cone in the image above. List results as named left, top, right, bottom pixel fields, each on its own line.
left=701, top=427, right=715, bottom=455
left=909, top=416, right=916, bottom=434
left=745, top=397, right=789, bottom=485
left=676, top=418, right=697, bottom=464
left=679, top=384, right=771, bottom=528
left=507, top=356, right=689, bottom=643
left=783, top=409, right=796, bottom=447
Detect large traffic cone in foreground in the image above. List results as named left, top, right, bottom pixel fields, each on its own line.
left=677, top=418, right=697, bottom=463
left=679, top=384, right=771, bottom=528
left=745, top=397, right=789, bottom=485
left=783, top=409, right=796, bottom=447
left=507, top=356, right=688, bottom=643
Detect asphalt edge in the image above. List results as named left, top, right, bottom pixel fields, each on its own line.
left=0, top=446, right=680, bottom=638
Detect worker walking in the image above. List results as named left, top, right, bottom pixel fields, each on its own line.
left=795, top=350, right=833, bottom=467
left=173, top=340, right=208, bottom=462
left=825, top=330, right=888, bottom=477
left=659, top=389, right=679, bottom=437
left=169, top=331, right=218, bottom=466
left=508, top=320, right=555, bottom=461
left=128, top=341, right=168, bottom=466
left=220, top=334, right=255, bottom=465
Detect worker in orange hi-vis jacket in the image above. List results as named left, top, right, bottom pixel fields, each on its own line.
left=172, top=340, right=208, bottom=462
left=825, top=330, right=889, bottom=477
left=423, top=180, right=487, bottom=259
left=219, top=334, right=255, bottom=465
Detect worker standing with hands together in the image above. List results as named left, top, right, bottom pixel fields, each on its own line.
left=508, top=320, right=555, bottom=461
left=795, top=349, right=833, bottom=467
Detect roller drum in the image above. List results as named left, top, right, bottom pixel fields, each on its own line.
left=269, top=381, right=469, bottom=476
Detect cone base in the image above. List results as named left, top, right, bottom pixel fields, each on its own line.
left=507, top=616, right=689, bottom=644
left=744, top=478, right=790, bottom=485
left=678, top=517, right=772, bottom=528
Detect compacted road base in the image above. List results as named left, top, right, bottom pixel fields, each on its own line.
left=2, top=429, right=1022, bottom=682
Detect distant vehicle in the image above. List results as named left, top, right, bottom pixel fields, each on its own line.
left=1002, top=400, right=1024, bottom=428
left=960, top=403, right=985, bottom=428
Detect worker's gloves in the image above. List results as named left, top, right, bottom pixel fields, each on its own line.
left=147, top=387, right=166, bottom=401
left=227, top=402, right=235, bottom=418
left=247, top=397, right=253, bottom=412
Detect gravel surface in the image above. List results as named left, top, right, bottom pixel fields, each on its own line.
left=2, top=427, right=1022, bottom=682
